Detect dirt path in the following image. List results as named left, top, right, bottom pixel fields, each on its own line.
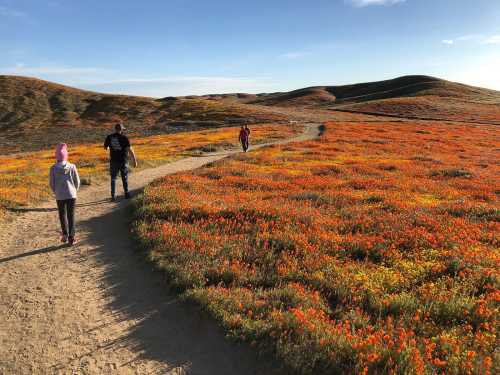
left=0, top=124, right=321, bottom=375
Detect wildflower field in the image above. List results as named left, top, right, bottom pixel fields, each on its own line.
left=337, top=97, right=500, bottom=125
left=135, top=121, right=499, bottom=374
left=0, top=123, right=299, bottom=216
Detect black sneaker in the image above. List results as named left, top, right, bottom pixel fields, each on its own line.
left=111, top=196, right=116, bottom=202
left=125, top=192, right=131, bottom=199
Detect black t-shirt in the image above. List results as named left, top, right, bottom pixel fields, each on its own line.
left=104, top=133, right=131, bottom=163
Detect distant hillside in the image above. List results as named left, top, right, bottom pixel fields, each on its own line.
left=2, top=74, right=499, bottom=153
left=0, top=76, right=153, bottom=130
left=0, top=76, right=286, bottom=152
left=249, top=75, right=500, bottom=106
left=248, top=75, right=500, bottom=124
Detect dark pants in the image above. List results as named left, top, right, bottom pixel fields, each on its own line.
left=241, top=138, right=249, bottom=152
left=57, top=199, right=76, bottom=237
left=110, top=161, right=129, bottom=197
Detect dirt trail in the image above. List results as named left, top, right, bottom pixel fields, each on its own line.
left=0, top=124, right=321, bottom=375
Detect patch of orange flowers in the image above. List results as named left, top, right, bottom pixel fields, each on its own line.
left=0, top=123, right=299, bottom=218
left=341, top=96, right=500, bottom=124
left=135, top=121, right=499, bottom=374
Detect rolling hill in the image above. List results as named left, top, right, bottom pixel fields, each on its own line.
left=248, top=75, right=500, bottom=106
left=0, top=76, right=286, bottom=152
left=1, top=74, right=499, bottom=153
left=247, top=75, right=500, bottom=124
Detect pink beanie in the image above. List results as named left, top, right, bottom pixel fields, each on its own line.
left=55, top=143, right=68, bottom=162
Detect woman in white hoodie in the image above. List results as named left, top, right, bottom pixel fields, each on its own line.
left=49, top=143, right=80, bottom=246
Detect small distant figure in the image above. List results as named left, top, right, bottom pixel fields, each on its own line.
left=239, top=125, right=250, bottom=152
left=245, top=125, right=251, bottom=142
left=49, top=143, right=80, bottom=246
left=104, top=123, right=138, bottom=201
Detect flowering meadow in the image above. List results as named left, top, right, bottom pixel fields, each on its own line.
left=135, top=121, right=499, bottom=374
left=338, top=97, right=500, bottom=125
left=0, top=124, right=299, bottom=217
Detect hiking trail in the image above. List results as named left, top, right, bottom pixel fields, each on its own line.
left=0, top=124, right=321, bottom=375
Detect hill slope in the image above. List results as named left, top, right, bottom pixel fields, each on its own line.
left=0, top=76, right=286, bottom=152
left=249, top=75, right=500, bottom=106
left=248, top=75, right=500, bottom=124
left=0, top=76, right=154, bottom=130
left=2, top=75, right=499, bottom=152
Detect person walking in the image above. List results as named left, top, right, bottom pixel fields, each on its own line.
left=239, top=125, right=249, bottom=152
left=104, top=123, right=138, bottom=201
left=244, top=125, right=251, bottom=150
left=49, top=143, right=80, bottom=246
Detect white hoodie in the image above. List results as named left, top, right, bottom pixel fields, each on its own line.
left=49, top=161, right=80, bottom=200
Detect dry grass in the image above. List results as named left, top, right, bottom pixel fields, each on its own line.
left=246, top=75, right=500, bottom=125
left=135, top=121, right=499, bottom=374
left=0, top=76, right=289, bottom=153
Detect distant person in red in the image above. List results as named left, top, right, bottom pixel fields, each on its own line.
left=239, top=125, right=250, bottom=152
left=245, top=125, right=251, bottom=144
left=104, top=123, right=138, bottom=201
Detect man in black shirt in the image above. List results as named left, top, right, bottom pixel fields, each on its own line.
left=104, top=123, right=138, bottom=201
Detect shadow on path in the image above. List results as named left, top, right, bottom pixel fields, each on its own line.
left=0, top=244, right=68, bottom=264
left=69, top=195, right=283, bottom=375
left=10, top=200, right=110, bottom=213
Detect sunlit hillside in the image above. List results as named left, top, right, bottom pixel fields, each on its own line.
left=246, top=75, right=500, bottom=125
left=0, top=75, right=288, bottom=153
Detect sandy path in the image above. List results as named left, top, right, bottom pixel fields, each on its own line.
left=0, top=124, right=320, bottom=375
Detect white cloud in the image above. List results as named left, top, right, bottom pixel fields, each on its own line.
left=0, top=64, right=278, bottom=96
left=0, top=5, right=26, bottom=18
left=442, top=33, right=500, bottom=46
left=105, top=76, right=260, bottom=84
left=310, top=42, right=340, bottom=49
left=0, top=63, right=106, bottom=76
left=483, top=35, right=500, bottom=45
left=348, top=0, right=406, bottom=7
left=81, top=76, right=280, bottom=97
left=279, top=52, right=307, bottom=60
left=278, top=44, right=339, bottom=60
left=455, top=34, right=483, bottom=42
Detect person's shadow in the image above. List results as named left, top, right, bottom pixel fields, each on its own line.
left=9, top=200, right=110, bottom=213
left=0, top=244, right=68, bottom=264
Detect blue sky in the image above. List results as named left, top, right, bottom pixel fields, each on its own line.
left=1, top=0, right=499, bottom=96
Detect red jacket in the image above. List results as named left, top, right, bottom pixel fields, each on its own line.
left=239, top=129, right=248, bottom=141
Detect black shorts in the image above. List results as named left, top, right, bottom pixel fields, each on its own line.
left=110, top=161, right=129, bottom=179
